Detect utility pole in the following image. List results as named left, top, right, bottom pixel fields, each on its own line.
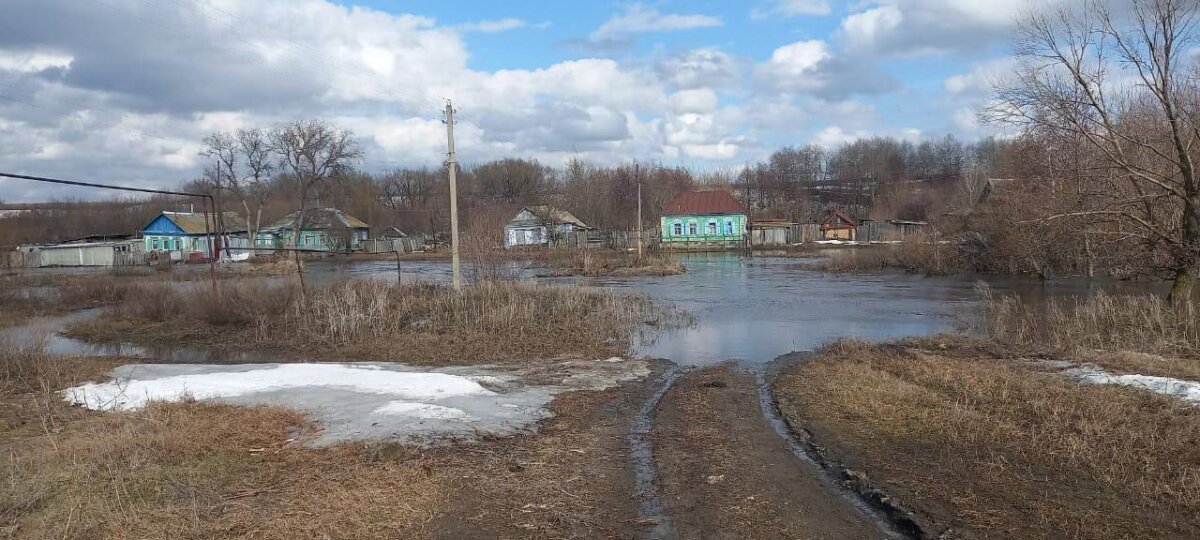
left=445, top=100, right=462, bottom=291
left=635, top=163, right=643, bottom=258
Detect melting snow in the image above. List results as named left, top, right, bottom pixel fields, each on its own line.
left=372, top=401, right=469, bottom=419
left=59, top=358, right=650, bottom=446
left=1064, top=366, right=1200, bottom=404
left=63, top=363, right=492, bottom=411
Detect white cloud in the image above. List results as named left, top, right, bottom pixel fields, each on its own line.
left=839, top=0, right=1029, bottom=57
left=658, top=48, right=740, bottom=90
left=669, top=89, right=719, bottom=113
left=0, top=50, right=73, bottom=73
left=591, top=4, right=721, bottom=40
left=457, top=18, right=528, bottom=33
left=754, top=39, right=898, bottom=99
left=751, top=0, right=833, bottom=19
left=814, top=126, right=867, bottom=148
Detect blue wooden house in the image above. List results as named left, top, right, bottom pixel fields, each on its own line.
left=141, top=211, right=248, bottom=255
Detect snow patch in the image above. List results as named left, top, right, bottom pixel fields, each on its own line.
left=1065, top=366, right=1200, bottom=404
left=372, top=401, right=469, bottom=419
left=62, top=363, right=492, bottom=411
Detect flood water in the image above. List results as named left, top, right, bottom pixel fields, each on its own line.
left=5, top=253, right=1165, bottom=366
left=303, top=253, right=1163, bottom=366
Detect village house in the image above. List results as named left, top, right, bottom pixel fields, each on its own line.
left=503, top=205, right=589, bottom=248
left=820, top=209, right=858, bottom=241
left=141, top=211, right=248, bottom=256
left=264, top=208, right=370, bottom=251
left=659, top=190, right=748, bottom=249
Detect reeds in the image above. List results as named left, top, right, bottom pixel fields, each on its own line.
left=71, top=278, right=681, bottom=365
left=983, top=289, right=1200, bottom=357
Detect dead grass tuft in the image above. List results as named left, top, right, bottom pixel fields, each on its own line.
left=67, top=279, right=682, bottom=365
left=775, top=340, right=1200, bottom=539
left=807, top=243, right=965, bottom=275
left=984, top=288, right=1200, bottom=358
left=536, top=249, right=685, bottom=277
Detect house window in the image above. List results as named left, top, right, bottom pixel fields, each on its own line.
left=707, top=221, right=717, bottom=235
left=688, top=223, right=698, bottom=235
left=725, top=221, right=734, bottom=235
left=672, top=223, right=682, bottom=236
left=151, top=237, right=159, bottom=250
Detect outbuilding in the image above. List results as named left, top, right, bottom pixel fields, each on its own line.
left=820, top=210, right=858, bottom=241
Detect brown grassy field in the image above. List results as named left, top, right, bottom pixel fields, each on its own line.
left=65, top=279, right=681, bottom=366
left=773, top=338, right=1200, bottom=540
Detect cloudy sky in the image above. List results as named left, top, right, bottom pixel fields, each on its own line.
left=0, top=0, right=1028, bottom=201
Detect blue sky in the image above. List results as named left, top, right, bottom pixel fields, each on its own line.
left=0, top=0, right=1027, bottom=200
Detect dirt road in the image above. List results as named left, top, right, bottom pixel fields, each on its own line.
left=652, top=365, right=895, bottom=540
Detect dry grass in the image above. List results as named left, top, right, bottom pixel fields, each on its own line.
left=984, top=289, right=1200, bottom=359
left=1, top=369, right=445, bottom=539
left=66, top=279, right=681, bottom=365
left=806, top=243, right=965, bottom=275
left=536, top=249, right=685, bottom=277
left=774, top=338, right=1200, bottom=539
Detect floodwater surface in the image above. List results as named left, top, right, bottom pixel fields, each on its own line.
left=304, top=253, right=1152, bottom=366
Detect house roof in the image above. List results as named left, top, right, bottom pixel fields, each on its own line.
left=662, top=190, right=747, bottom=216
left=153, top=212, right=248, bottom=235
left=267, top=208, right=370, bottom=231
left=508, top=205, right=588, bottom=228
left=820, top=209, right=858, bottom=229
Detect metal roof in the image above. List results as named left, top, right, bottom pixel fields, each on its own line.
left=661, top=190, right=747, bottom=216
left=508, top=205, right=588, bottom=228
left=266, top=208, right=370, bottom=231
left=160, top=212, right=248, bottom=234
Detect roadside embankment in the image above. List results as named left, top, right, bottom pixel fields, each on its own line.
left=532, top=249, right=686, bottom=277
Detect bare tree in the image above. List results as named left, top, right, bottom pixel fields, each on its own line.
left=992, top=0, right=1200, bottom=300
left=269, top=120, right=362, bottom=249
left=236, top=128, right=275, bottom=252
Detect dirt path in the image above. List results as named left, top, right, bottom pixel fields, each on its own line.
left=653, top=365, right=895, bottom=540
left=427, top=366, right=668, bottom=539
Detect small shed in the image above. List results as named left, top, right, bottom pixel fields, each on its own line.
left=749, top=219, right=794, bottom=247
left=31, top=239, right=143, bottom=267
left=504, top=205, right=589, bottom=248
left=820, top=210, right=858, bottom=241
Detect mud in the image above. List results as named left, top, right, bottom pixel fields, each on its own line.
left=652, top=365, right=896, bottom=539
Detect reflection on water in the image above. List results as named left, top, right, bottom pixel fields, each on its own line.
left=6, top=254, right=1168, bottom=366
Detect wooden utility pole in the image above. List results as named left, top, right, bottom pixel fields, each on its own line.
left=445, top=100, right=462, bottom=290
left=636, top=163, right=643, bottom=258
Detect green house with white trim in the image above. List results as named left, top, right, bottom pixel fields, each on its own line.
left=263, top=208, right=370, bottom=252
left=659, top=190, right=748, bottom=249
